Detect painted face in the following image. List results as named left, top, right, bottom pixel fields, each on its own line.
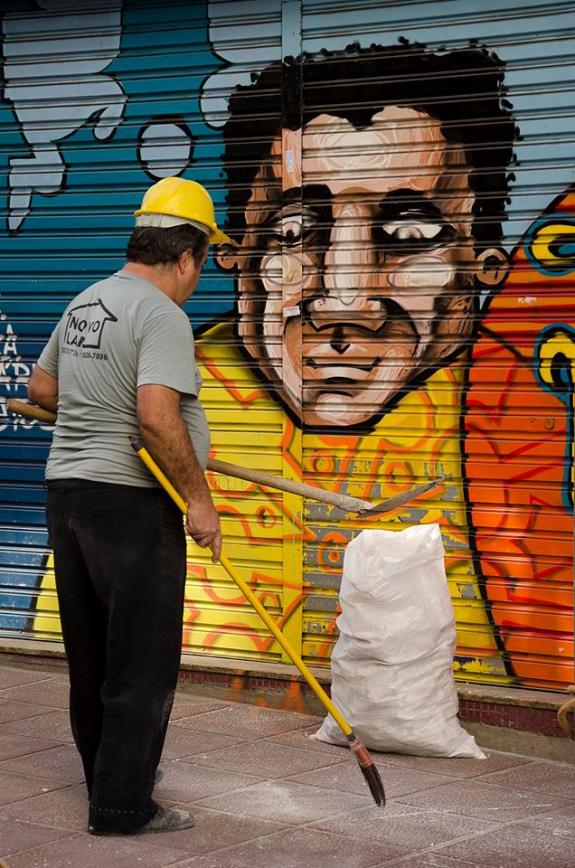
left=231, top=107, right=505, bottom=427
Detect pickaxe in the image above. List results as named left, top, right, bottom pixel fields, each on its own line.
left=7, top=399, right=443, bottom=516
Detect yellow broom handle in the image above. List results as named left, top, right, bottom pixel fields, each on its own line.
left=134, top=440, right=353, bottom=738
left=219, top=554, right=352, bottom=736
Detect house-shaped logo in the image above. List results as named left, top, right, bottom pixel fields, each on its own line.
left=64, top=300, right=117, bottom=350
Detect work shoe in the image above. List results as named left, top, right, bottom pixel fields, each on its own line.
left=135, top=805, right=195, bottom=834
left=89, top=806, right=195, bottom=836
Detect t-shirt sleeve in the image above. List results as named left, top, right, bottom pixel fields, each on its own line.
left=37, top=322, right=61, bottom=378
left=137, top=307, right=200, bottom=396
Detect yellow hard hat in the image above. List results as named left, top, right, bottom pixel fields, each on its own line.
left=134, top=176, right=234, bottom=245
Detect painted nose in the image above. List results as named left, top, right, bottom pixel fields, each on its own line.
left=323, top=202, right=375, bottom=300
left=330, top=324, right=351, bottom=355
left=305, top=202, right=383, bottom=329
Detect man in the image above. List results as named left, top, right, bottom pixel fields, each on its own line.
left=196, top=42, right=518, bottom=679
left=27, top=176, right=228, bottom=835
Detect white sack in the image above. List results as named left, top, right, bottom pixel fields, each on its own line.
left=314, top=524, right=484, bottom=758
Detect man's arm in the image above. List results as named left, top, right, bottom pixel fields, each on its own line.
left=28, top=364, right=58, bottom=413
left=137, top=383, right=221, bottom=561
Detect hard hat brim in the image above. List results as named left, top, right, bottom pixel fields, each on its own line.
left=134, top=210, right=237, bottom=247
left=210, top=226, right=237, bottom=247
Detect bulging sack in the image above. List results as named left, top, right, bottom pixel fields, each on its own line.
left=314, top=524, right=484, bottom=758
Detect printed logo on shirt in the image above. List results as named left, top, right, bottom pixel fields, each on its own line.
left=63, top=300, right=117, bottom=350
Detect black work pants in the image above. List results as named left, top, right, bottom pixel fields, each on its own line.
left=46, top=479, right=186, bottom=834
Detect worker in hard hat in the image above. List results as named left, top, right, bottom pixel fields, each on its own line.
left=27, top=177, right=231, bottom=836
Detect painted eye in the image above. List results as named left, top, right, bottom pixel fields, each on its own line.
left=382, top=221, right=444, bottom=241
left=270, top=209, right=318, bottom=247
left=282, top=215, right=304, bottom=245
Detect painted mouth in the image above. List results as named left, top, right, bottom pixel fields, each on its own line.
left=306, top=359, right=381, bottom=375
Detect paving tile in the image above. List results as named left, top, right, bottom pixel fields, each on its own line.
left=0, top=770, right=69, bottom=806
left=3, top=709, right=74, bottom=743
left=0, top=816, right=74, bottom=858
left=0, top=744, right=84, bottom=784
left=154, top=856, right=250, bottom=868
left=3, top=834, right=191, bottom=868
left=478, top=759, right=575, bottom=798
left=0, top=734, right=62, bottom=761
left=0, top=784, right=88, bottom=831
left=289, top=759, right=457, bottom=799
left=368, top=749, right=534, bottom=779
left=197, top=779, right=372, bottom=824
left=513, top=802, right=575, bottom=837
left=189, top=739, right=349, bottom=778
left=436, top=821, right=575, bottom=867
left=170, top=696, right=232, bottom=720
left=0, top=678, right=70, bottom=709
left=266, top=726, right=352, bottom=757
left=131, top=805, right=287, bottom=854
left=308, top=801, right=500, bottom=851
left=0, top=665, right=53, bottom=690
left=161, top=726, right=248, bottom=762
left=383, top=855, right=478, bottom=868
left=154, top=759, right=263, bottom=802
left=161, top=726, right=247, bottom=761
left=0, top=700, right=53, bottom=724
left=0, top=668, right=56, bottom=690
left=171, top=704, right=320, bottom=738
left=175, top=826, right=406, bottom=868
left=397, top=778, right=573, bottom=822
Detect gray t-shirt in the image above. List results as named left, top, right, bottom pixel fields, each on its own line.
left=38, top=269, right=210, bottom=486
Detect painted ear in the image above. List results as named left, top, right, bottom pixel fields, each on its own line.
left=476, top=247, right=510, bottom=287
left=215, top=244, right=240, bottom=271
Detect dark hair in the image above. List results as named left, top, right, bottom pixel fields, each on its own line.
left=126, top=224, right=209, bottom=266
left=222, top=41, right=517, bottom=247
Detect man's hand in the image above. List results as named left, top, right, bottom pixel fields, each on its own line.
left=186, top=498, right=222, bottom=563
left=138, top=384, right=222, bottom=561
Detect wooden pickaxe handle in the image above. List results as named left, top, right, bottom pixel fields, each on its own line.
left=8, top=399, right=57, bottom=425
left=7, top=399, right=442, bottom=516
left=206, top=456, right=373, bottom=512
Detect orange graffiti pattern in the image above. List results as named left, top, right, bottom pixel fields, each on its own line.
left=464, top=189, right=575, bottom=688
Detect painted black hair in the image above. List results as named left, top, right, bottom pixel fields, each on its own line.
left=222, top=41, right=517, bottom=247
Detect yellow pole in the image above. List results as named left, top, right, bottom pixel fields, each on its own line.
left=131, top=436, right=353, bottom=738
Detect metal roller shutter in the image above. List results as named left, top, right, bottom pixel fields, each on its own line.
left=298, top=0, right=574, bottom=688
left=0, top=0, right=295, bottom=665
left=194, top=0, right=305, bottom=664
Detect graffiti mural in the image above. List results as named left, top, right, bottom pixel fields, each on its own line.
left=464, top=188, right=575, bottom=687
left=0, top=315, right=33, bottom=430
left=1, top=0, right=574, bottom=690
left=2, top=0, right=126, bottom=232
left=195, top=41, right=519, bottom=680
left=0, top=0, right=232, bottom=639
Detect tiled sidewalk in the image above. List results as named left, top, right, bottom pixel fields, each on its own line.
left=0, top=663, right=574, bottom=867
